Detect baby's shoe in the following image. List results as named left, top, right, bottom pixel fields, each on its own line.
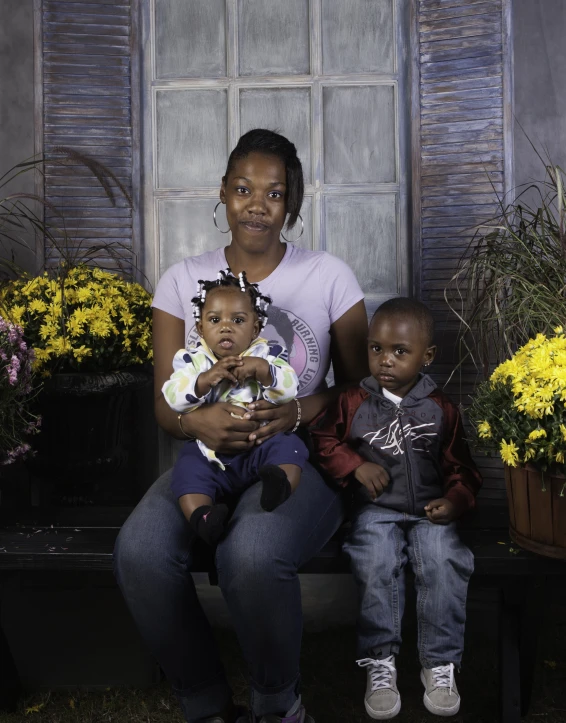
left=357, top=656, right=401, bottom=719
left=420, top=663, right=460, bottom=716
left=190, top=504, right=229, bottom=545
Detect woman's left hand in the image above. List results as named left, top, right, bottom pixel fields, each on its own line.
left=244, top=399, right=298, bottom=444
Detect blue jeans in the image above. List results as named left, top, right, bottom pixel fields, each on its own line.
left=113, top=462, right=344, bottom=721
left=344, top=504, right=474, bottom=669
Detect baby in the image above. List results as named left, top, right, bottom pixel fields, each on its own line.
left=162, top=269, right=308, bottom=545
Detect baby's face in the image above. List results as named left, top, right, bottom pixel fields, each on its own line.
left=367, top=313, right=436, bottom=398
left=197, top=287, right=260, bottom=358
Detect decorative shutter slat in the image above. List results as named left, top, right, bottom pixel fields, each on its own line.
left=42, top=0, right=134, bottom=272
left=414, top=0, right=511, bottom=498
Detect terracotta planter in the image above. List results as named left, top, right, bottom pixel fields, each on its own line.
left=505, top=465, right=566, bottom=559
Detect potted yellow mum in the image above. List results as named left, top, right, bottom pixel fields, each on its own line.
left=1, top=265, right=152, bottom=375
left=470, top=328, right=566, bottom=559
left=0, top=152, right=153, bottom=498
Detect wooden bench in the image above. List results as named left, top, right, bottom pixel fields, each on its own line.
left=0, top=502, right=564, bottom=723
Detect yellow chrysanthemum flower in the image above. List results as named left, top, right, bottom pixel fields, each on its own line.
left=9, top=305, right=26, bottom=324
left=500, top=439, right=520, bottom=467
left=72, top=345, right=92, bottom=362
left=477, top=421, right=492, bottom=438
left=527, top=428, right=547, bottom=441
left=29, top=298, right=48, bottom=314
left=523, top=448, right=536, bottom=462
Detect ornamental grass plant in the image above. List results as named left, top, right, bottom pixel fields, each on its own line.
left=469, top=328, right=566, bottom=482
left=445, top=158, right=566, bottom=378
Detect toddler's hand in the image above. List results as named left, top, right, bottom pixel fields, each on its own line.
left=424, top=497, right=457, bottom=525
left=195, top=356, right=243, bottom=397
left=354, top=462, right=390, bottom=501
left=232, top=357, right=272, bottom=387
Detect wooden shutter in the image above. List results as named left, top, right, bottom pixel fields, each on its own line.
left=41, top=0, right=138, bottom=273
left=412, top=0, right=513, bottom=499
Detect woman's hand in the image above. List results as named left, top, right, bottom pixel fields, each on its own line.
left=183, top=402, right=259, bottom=453
left=245, top=399, right=298, bottom=444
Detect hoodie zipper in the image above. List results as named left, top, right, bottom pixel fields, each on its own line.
left=396, top=405, right=416, bottom=515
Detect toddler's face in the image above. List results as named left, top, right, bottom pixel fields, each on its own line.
left=367, top=313, right=436, bottom=398
left=197, top=287, right=260, bottom=358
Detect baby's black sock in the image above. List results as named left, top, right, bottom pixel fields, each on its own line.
left=259, top=465, right=292, bottom=511
left=190, top=504, right=229, bottom=545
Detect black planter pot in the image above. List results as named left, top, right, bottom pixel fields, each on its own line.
left=29, top=368, right=152, bottom=501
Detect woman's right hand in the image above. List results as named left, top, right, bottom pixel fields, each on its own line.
left=181, top=401, right=259, bottom=453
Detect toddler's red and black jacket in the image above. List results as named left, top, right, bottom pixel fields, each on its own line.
left=310, top=374, right=482, bottom=517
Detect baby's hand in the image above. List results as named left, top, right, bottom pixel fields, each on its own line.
left=354, top=462, right=390, bottom=501
left=195, top=356, right=243, bottom=397
left=232, top=357, right=272, bottom=387
left=424, top=497, right=457, bottom=525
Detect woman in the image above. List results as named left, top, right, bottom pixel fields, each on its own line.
left=114, top=129, right=369, bottom=723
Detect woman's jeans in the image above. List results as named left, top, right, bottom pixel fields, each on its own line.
left=113, top=461, right=344, bottom=721
left=344, top=504, right=475, bottom=669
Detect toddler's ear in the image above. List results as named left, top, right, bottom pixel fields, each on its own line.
left=423, top=344, right=437, bottom=367
left=196, top=321, right=204, bottom=337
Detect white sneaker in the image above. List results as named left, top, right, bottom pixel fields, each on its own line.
left=357, top=656, right=401, bottom=720
left=420, top=663, right=461, bottom=716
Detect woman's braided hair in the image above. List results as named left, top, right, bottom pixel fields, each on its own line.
left=191, top=269, right=272, bottom=329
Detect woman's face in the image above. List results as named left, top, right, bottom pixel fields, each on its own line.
left=220, top=152, right=287, bottom=254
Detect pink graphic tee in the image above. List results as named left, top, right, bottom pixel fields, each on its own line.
left=152, top=244, right=364, bottom=397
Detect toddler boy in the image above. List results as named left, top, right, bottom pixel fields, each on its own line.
left=311, top=297, right=482, bottom=719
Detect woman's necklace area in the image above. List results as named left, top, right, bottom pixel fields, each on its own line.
left=224, top=242, right=286, bottom=283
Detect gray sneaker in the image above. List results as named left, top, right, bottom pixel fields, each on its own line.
left=357, top=656, right=401, bottom=720
left=420, top=664, right=461, bottom=716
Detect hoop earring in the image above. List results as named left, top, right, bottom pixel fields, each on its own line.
left=213, top=202, right=230, bottom=234
left=280, top=214, right=304, bottom=243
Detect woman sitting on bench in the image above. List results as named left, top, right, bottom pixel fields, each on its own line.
left=113, top=129, right=369, bottom=723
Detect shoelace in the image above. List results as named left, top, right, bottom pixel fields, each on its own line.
left=430, top=663, right=455, bottom=695
left=357, top=656, right=396, bottom=691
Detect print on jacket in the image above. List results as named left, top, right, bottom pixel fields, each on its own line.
left=362, top=418, right=437, bottom=456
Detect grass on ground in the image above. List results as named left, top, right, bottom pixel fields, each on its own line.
left=1, top=591, right=565, bottom=723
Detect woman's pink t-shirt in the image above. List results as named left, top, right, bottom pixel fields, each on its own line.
left=152, top=243, right=364, bottom=397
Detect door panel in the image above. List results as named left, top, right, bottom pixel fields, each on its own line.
left=321, top=0, right=395, bottom=74
left=324, top=194, right=398, bottom=295
left=158, top=198, right=228, bottom=274
left=154, top=0, right=227, bottom=79
left=155, top=89, right=228, bottom=189
left=239, top=87, right=313, bottom=184
left=237, top=0, right=311, bottom=76
left=322, top=84, right=397, bottom=183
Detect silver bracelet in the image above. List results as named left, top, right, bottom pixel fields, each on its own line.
left=291, top=399, right=302, bottom=433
